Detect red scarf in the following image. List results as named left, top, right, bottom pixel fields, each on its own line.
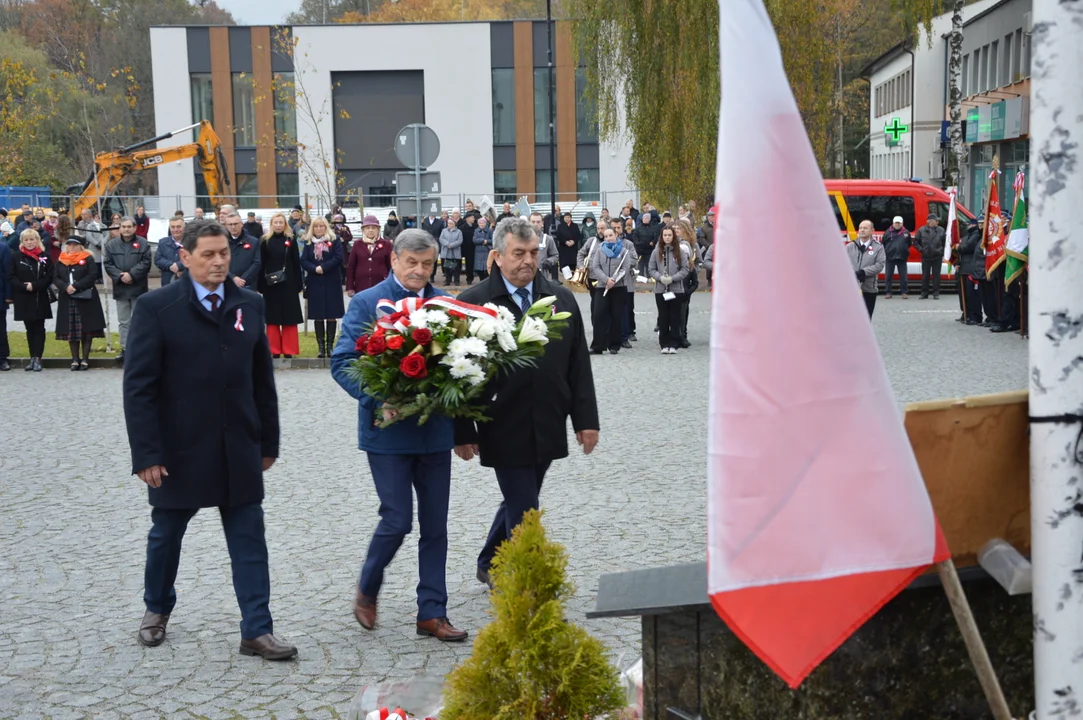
left=20, top=245, right=44, bottom=261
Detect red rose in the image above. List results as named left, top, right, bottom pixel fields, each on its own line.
left=386, top=335, right=405, bottom=350
left=400, top=353, right=428, bottom=379
left=412, top=328, right=433, bottom=345
left=373, top=326, right=387, bottom=338
left=366, top=335, right=387, bottom=355
left=354, top=334, right=370, bottom=352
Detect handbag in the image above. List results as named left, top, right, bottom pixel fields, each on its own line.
left=71, top=288, right=93, bottom=300
left=265, top=269, right=286, bottom=286
left=47, top=285, right=58, bottom=303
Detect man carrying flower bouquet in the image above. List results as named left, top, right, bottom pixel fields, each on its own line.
left=329, top=229, right=468, bottom=642
left=453, top=216, right=600, bottom=590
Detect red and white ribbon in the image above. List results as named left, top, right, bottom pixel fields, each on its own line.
left=235, top=308, right=244, bottom=332
left=375, top=296, right=497, bottom=334
left=1013, top=170, right=1026, bottom=196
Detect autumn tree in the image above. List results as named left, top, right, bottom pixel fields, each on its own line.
left=338, top=0, right=547, bottom=23
left=0, top=50, right=68, bottom=187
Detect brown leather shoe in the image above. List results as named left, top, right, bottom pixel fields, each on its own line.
left=354, top=591, right=377, bottom=630
left=137, top=610, right=169, bottom=647
left=239, top=633, right=297, bottom=661
left=416, top=617, right=468, bottom=642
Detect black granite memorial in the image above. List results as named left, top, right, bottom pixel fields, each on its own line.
left=588, top=562, right=1033, bottom=719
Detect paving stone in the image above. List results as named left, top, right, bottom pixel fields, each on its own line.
left=0, top=293, right=1026, bottom=718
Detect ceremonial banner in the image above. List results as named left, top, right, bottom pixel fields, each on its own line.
left=708, top=0, right=949, bottom=689
left=982, top=168, right=1007, bottom=274
left=1005, top=172, right=1028, bottom=287
left=945, top=188, right=961, bottom=264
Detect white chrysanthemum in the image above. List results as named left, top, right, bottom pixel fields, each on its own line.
left=517, top=316, right=550, bottom=345
left=494, top=305, right=517, bottom=326
left=446, top=355, right=482, bottom=381
left=468, top=318, right=497, bottom=342
left=426, top=310, right=450, bottom=327
left=448, top=336, right=489, bottom=358
left=496, top=327, right=518, bottom=353
left=408, top=309, right=433, bottom=329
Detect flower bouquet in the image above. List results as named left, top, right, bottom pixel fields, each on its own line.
left=346, top=294, right=570, bottom=427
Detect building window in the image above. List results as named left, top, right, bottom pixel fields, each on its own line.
left=1014, top=29, right=1024, bottom=80
left=971, top=48, right=981, bottom=94
left=961, top=55, right=969, bottom=97
left=1022, top=32, right=1031, bottom=77
left=533, top=68, right=556, bottom=144
left=1002, top=34, right=1013, bottom=87
left=273, top=72, right=297, bottom=146
left=494, top=170, right=516, bottom=203
left=576, top=168, right=599, bottom=201
left=190, top=73, right=214, bottom=124
left=236, top=173, right=259, bottom=200
left=575, top=68, right=598, bottom=143
left=979, top=45, right=989, bottom=93
left=492, top=69, right=516, bottom=145
left=989, top=41, right=999, bottom=89
left=232, top=73, right=256, bottom=147
left=276, top=174, right=299, bottom=208
left=534, top=169, right=558, bottom=203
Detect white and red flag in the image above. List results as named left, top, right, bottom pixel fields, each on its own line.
left=707, top=0, right=949, bottom=689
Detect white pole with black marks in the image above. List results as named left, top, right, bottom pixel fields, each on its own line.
left=1028, top=1, right=1083, bottom=716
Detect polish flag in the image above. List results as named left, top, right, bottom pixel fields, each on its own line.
left=707, top=0, right=950, bottom=689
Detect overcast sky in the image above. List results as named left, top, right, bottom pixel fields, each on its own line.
left=219, top=0, right=298, bottom=25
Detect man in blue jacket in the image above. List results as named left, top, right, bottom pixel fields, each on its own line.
left=153, top=216, right=187, bottom=286
left=0, top=239, right=12, bottom=370
left=330, top=228, right=467, bottom=642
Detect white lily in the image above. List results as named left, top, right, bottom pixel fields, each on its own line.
left=526, top=295, right=558, bottom=315
left=468, top=318, right=497, bottom=342
left=517, top=316, right=550, bottom=345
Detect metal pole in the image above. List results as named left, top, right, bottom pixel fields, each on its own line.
left=546, top=0, right=556, bottom=223
left=1029, top=1, right=1083, bottom=716
left=413, top=124, right=422, bottom=223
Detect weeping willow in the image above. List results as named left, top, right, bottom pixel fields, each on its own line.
left=567, top=0, right=947, bottom=206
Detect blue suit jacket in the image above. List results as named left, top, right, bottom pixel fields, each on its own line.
left=331, top=275, right=454, bottom=455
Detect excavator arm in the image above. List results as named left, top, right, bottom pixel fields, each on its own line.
left=71, top=120, right=233, bottom=219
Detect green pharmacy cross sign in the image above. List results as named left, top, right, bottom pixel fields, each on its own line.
left=884, top=117, right=909, bottom=146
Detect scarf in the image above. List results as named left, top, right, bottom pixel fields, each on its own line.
left=601, top=240, right=623, bottom=259
left=312, top=235, right=332, bottom=259
left=20, top=245, right=44, bottom=261
left=58, top=249, right=91, bottom=266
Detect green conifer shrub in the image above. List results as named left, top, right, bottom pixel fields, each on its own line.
left=441, top=509, right=624, bottom=720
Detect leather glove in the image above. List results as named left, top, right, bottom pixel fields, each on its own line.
left=856, top=269, right=866, bottom=282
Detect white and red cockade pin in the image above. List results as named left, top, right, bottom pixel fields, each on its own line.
left=78, top=259, right=86, bottom=265
left=243, top=243, right=251, bottom=249
left=284, top=240, right=291, bottom=247
left=234, top=308, right=244, bottom=332
left=132, top=242, right=140, bottom=248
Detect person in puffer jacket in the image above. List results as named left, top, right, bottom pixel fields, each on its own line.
left=881, top=216, right=912, bottom=298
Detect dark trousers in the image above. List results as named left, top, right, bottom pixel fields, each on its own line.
left=1002, top=285, right=1021, bottom=329
left=964, top=278, right=984, bottom=322
left=884, top=258, right=908, bottom=295
left=920, top=258, right=942, bottom=297
left=589, top=287, right=598, bottom=317
left=863, top=292, right=877, bottom=318
left=980, top=279, right=1002, bottom=323
left=679, top=293, right=691, bottom=342
left=625, top=290, right=636, bottom=339
left=361, top=451, right=450, bottom=621
left=655, top=294, right=682, bottom=348
left=144, top=503, right=272, bottom=639
left=478, top=461, right=552, bottom=570
left=475, top=269, right=489, bottom=282
left=591, top=286, right=627, bottom=352
left=441, top=259, right=460, bottom=285
left=463, top=251, right=476, bottom=284
left=0, top=307, right=9, bottom=360
left=24, top=318, right=45, bottom=358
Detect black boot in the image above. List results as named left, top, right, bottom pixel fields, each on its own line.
left=315, top=321, right=326, bottom=359
left=326, top=320, right=338, bottom=350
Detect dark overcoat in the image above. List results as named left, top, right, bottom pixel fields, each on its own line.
left=53, top=259, right=106, bottom=334
left=229, top=232, right=262, bottom=287
left=7, top=251, right=54, bottom=321
left=453, top=269, right=599, bottom=467
left=123, top=277, right=280, bottom=509
left=257, top=233, right=304, bottom=326
left=300, top=239, right=345, bottom=320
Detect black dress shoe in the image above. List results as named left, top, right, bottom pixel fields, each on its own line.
left=137, top=610, right=169, bottom=647
left=476, top=567, right=494, bottom=590
left=991, top=325, right=1018, bottom=333
left=0, top=360, right=10, bottom=371
left=590, top=349, right=604, bottom=355
left=629, top=333, right=638, bottom=342
left=608, top=348, right=620, bottom=355
left=621, top=340, right=632, bottom=349
left=965, top=319, right=982, bottom=326
left=239, top=633, right=297, bottom=661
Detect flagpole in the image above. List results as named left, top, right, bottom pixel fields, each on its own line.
left=1028, top=0, right=1083, bottom=715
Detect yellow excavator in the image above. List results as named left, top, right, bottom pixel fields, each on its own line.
left=68, top=120, right=232, bottom=219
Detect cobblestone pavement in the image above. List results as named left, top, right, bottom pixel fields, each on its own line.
left=0, top=292, right=1026, bottom=719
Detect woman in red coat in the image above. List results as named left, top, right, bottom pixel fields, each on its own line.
left=345, top=215, right=392, bottom=297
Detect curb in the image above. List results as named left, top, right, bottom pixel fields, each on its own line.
left=4, top=357, right=333, bottom=371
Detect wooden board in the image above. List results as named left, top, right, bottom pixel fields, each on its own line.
left=904, top=390, right=1030, bottom=567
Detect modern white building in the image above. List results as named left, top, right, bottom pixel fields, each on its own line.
left=149, top=21, right=635, bottom=216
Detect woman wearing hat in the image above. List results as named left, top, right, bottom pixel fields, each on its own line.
left=345, top=214, right=392, bottom=297
left=7, top=229, right=54, bottom=371
left=383, top=211, right=403, bottom=241
left=301, top=216, right=345, bottom=358
left=53, top=234, right=105, bottom=370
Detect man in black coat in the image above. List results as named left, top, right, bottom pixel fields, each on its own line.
left=221, top=212, right=262, bottom=289
left=122, top=219, right=296, bottom=661
left=453, top=216, right=600, bottom=589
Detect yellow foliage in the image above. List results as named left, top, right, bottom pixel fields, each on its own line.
left=339, top=0, right=519, bottom=23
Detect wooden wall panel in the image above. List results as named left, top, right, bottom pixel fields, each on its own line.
left=209, top=27, right=236, bottom=202
left=251, top=26, right=277, bottom=208
left=513, top=21, right=535, bottom=197
left=904, top=390, right=1031, bottom=567
left=555, top=21, right=577, bottom=197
